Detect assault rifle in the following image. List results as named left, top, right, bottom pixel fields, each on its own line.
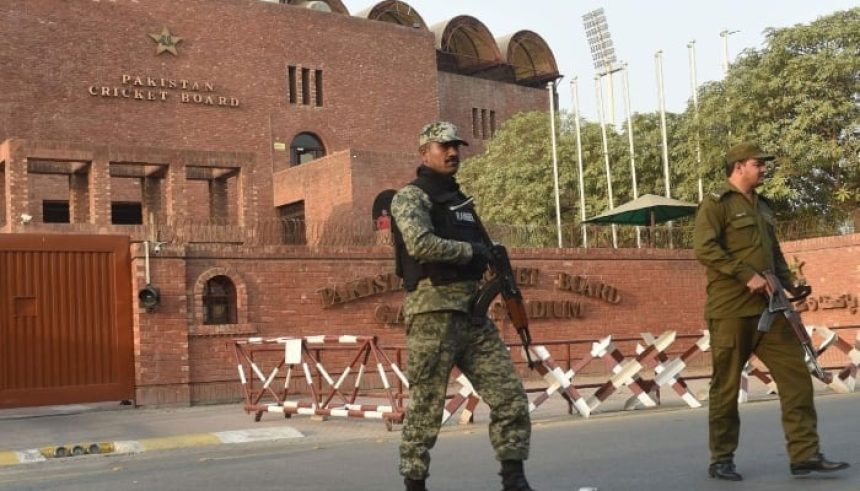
left=469, top=225, right=535, bottom=370
left=757, top=271, right=830, bottom=382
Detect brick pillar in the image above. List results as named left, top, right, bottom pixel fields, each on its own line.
left=131, top=244, right=191, bottom=406
left=165, top=160, right=187, bottom=225
left=5, top=142, right=29, bottom=232
left=237, top=165, right=251, bottom=227
left=141, top=176, right=164, bottom=226
left=69, top=170, right=90, bottom=224
left=209, top=177, right=228, bottom=222
left=88, top=151, right=111, bottom=225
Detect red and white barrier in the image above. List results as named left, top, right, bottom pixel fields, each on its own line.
left=587, top=334, right=662, bottom=412
left=231, top=335, right=408, bottom=426
left=231, top=327, right=857, bottom=429
left=809, top=326, right=859, bottom=393
left=647, top=330, right=710, bottom=409
left=526, top=345, right=591, bottom=417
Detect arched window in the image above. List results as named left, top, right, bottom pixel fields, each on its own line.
left=372, top=189, right=396, bottom=231
left=290, top=132, right=326, bottom=166
left=203, top=275, right=237, bottom=325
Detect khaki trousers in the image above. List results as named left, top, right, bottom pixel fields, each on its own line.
left=708, top=315, right=819, bottom=463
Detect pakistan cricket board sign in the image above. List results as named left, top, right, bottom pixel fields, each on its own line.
left=86, top=27, right=240, bottom=108
left=316, top=270, right=623, bottom=326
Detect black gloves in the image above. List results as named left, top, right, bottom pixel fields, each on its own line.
left=468, top=242, right=492, bottom=272
left=470, top=242, right=492, bottom=262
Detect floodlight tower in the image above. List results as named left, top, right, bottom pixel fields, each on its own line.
left=583, top=8, right=622, bottom=125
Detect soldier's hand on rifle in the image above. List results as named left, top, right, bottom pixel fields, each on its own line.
left=747, top=273, right=773, bottom=296
left=469, top=242, right=492, bottom=270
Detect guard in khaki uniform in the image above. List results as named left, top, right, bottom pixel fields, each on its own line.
left=391, top=122, right=534, bottom=491
left=693, top=142, right=849, bottom=481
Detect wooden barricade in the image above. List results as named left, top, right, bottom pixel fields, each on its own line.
left=231, top=335, right=408, bottom=429
left=229, top=326, right=858, bottom=429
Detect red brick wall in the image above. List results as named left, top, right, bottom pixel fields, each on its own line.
left=133, top=244, right=711, bottom=404
left=129, top=234, right=860, bottom=405
left=436, top=72, right=548, bottom=158
left=131, top=242, right=191, bottom=406
left=782, top=234, right=860, bottom=365
left=272, top=150, right=354, bottom=235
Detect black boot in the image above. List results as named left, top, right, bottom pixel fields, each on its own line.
left=790, top=453, right=850, bottom=475
left=404, top=478, right=427, bottom=491
left=708, top=461, right=743, bottom=481
left=500, top=460, right=535, bottom=491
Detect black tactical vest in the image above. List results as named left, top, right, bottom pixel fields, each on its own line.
left=392, top=168, right=486, bottom=292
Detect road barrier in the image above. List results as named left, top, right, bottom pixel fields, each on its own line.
left=231, top=326, right=858, bottom=428
left=231, top=335, right=408, bottom=429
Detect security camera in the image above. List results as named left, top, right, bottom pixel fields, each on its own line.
left=147, top=240, right=166, bottom=255
left=20, top=213, right=32, bottom=224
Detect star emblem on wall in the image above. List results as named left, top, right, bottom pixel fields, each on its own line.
left=149, top=27, right=183, bottom=56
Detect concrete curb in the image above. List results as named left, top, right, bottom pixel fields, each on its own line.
left=0, top=427, right=303, bottom=467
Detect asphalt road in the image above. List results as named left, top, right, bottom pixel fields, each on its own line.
left=0, top=393, right=857, bottom=491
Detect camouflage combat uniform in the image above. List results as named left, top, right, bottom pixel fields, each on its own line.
left=392, top=183, right=531, bottom=481
left=693, top=181, right=819, bottom=464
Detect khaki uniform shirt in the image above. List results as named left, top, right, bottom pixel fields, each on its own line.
left=693, top=182, right=793, bottom=319
left=390, top=184, right=478, bottom=320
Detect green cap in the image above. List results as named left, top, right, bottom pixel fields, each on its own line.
left=725, top=142, right=775, bottom=165
left=419, top=121, right=469, bottom=147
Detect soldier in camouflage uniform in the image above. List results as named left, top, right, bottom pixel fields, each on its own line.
left=693, top=142, right=849, bottom=482
left=391, top=122, right=534, bottom=491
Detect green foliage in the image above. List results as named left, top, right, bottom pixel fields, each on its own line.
left=459, top=7, right=860, bottom=229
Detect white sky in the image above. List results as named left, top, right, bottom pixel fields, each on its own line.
left=341, top=0, right=857, bottom=122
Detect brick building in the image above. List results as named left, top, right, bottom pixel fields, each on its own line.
left=2, top=1, right=857, bottom=408
left=0, top=0, right=560, bottom=239
left=0, top=0, right=562, bottom=406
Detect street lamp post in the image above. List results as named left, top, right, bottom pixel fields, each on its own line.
left=655, top=50, right=673, bottom=248
left=571, top=77, right=588, bottom=248
left=687, top=40, right=703, bottom=202
left=621, top=63, right=641, bottom=248
left=720, top=29, right=740, bottom=74
left=547, top=81, right=563, bottom=248
left=655, top=50, right=670, bottom=199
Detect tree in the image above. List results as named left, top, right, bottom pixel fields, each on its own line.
left=460, top=8, right=859, bottom=233
left=690, top=7, right=860, bottom=219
